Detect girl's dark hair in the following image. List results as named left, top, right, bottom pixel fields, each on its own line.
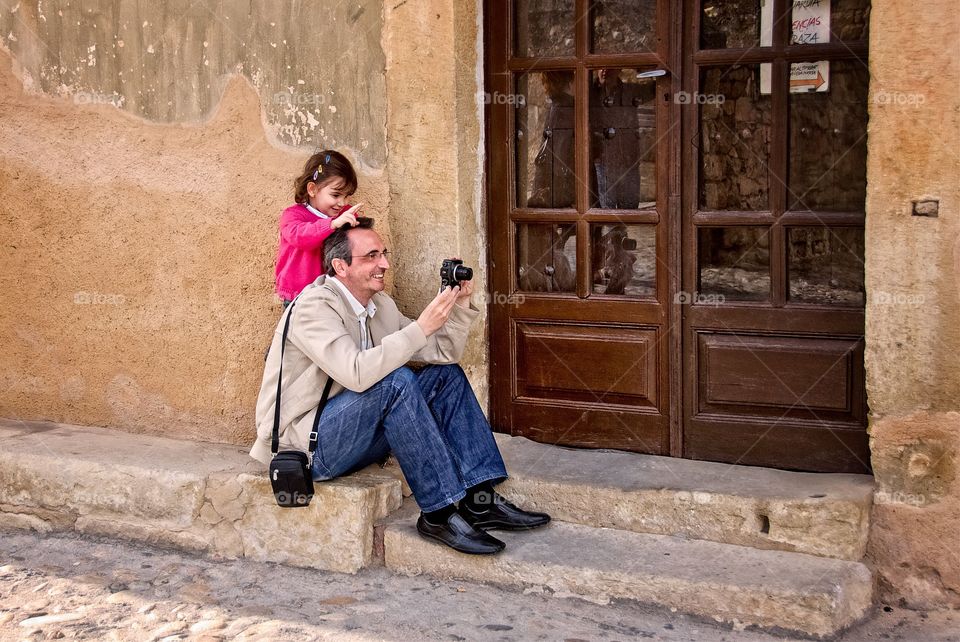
left=294, top=150, right=358, bottom=204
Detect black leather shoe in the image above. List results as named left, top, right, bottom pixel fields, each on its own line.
left=416, top=512, right=506, bottom=555
left=459, top=494, right=551, bottom=531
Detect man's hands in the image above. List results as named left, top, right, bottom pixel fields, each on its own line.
left=416, top=287, right=461, bottom=337
left=454, top=278, right=473, bottom=308
left=416, top=256, right=474, bottom=336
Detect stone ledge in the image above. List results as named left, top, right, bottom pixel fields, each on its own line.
left=0, top=419, right=402, bottom=574
left=385, top=519, right=874, bottom=639
left=494, top=434, right=875, bottom=561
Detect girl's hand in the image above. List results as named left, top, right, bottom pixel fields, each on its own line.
left=330, top=203, right=364, bottom=230
left=340, top=203, right=364, bottom=219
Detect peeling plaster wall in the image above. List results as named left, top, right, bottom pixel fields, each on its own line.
left=0, top=0, right=395, bottom=444
left=864, top=0, right=960, bottom=608
left=0, top=0, right=491, bottom=445
left=0, top=0, right=386, bottom=164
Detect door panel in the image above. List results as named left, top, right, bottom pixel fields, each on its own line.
left=696, top=333, right=865, bottom=421
left=515, top=322, right=659, bottom=407
left=511, top=401, right=667, bottom=453
left=685, top=417, right=871, bottom=473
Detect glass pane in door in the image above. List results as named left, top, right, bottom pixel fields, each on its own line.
left=515, top=0, right=575, bottom=57
left=591, top=224, right=656, bottom=297
left=788, top=60, right=868, bottom=212
left=590, top=0, right=657, bottom=54
left=788, top=227, right=865, bottom=305
left=517, top=223, right=577, bottom=293
left=700, top=0, right=762, bottom=49
left=791, top=0, right=870, bottom=44
left=699, top=65, right=772, bottom=211
left=516, top=71, right=576, bottom=209
left=589, top=69, right=658, bottom=209
left=697, top=226, right=771, bottom=302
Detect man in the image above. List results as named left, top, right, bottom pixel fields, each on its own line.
left=251, top=218, right=550, bottom=555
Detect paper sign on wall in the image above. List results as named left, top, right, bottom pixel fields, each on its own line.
left=760, top=0, right=831, bottom=94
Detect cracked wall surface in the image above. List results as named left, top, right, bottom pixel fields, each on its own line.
left=0, top=45, right=394, bottom=444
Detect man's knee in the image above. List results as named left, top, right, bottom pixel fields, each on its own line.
left=383, top=365, right=418, bottom=390
left=429, top=363, right=466, bottom=381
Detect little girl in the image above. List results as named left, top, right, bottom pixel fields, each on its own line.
left=275, top=150, right=363, bottom=305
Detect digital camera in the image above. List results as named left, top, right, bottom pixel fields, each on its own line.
left=440, top=258, right=474, bottom=289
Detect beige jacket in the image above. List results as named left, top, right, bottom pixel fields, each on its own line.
left=250, top=275, right=479, bottom=464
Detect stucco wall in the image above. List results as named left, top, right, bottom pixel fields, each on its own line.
left=382, top=0, right=490, bottom=406
left=864, top=0, right=960, bottom=608
left=0, top=0, right=395, bottom=444
left=0, top=0, right=490, bottom=443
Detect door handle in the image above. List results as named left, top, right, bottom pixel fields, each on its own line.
left=636, top=69, right=669, bottom=79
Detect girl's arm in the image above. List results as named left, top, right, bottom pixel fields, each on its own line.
left=279, top=209, right=335, bottom=250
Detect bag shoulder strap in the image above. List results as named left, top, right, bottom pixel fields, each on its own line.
left=271, top=298, right=335, bottom=455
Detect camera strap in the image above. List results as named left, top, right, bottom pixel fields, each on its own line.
left=271, top=297, right=334, bottom=456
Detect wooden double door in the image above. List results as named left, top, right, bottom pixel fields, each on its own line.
left=485, top=0, right=872, bottom=473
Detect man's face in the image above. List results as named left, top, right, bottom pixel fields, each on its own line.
left=336, top=228, right=389, bottom=304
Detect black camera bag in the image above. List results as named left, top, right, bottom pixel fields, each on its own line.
left=270, top=450, right=313, bottom=507
left=269, top=296, right=333, bottom=508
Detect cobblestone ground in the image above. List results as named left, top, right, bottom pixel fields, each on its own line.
left=0, top=530, right=956, bottom=642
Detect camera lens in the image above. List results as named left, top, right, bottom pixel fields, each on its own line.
left=453, top=265, right=473, bottom=281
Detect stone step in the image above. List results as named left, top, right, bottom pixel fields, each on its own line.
left=384, top=519, right=874, bottom=639
left=493, top=434, right=875, bottom=561
left=0, top=419, right=401, bottom=573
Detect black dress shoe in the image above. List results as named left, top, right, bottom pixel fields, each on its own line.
left=416, top=512, right=506, bottom=555
left=459, top=494, right=551, bottom=531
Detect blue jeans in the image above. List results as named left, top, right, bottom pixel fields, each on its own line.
left=311, top=364, right=508, bottom=512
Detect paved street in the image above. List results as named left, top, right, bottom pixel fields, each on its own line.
left=0, top=530, right=956, bottom=641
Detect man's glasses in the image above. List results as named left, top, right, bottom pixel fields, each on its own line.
left=352, top=250, right=392, bottom=261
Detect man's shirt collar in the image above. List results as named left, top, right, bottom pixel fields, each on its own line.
left=329, top=277, right=377, bottom=319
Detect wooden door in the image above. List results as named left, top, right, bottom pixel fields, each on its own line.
left=487, top=0, right=676, bottom=454
left=681, top=0, right=870, bottom=473
left=485, top=0, right=870, bottom=473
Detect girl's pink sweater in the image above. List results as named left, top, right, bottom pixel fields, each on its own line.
left=275, top=203, right=337, bottom=301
